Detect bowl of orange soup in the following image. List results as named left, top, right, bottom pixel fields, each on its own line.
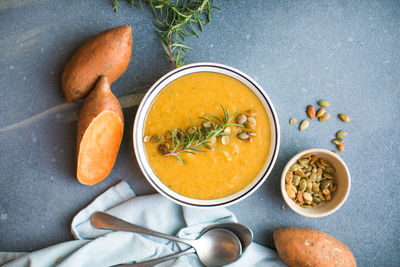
left=133, top=63, right=280, bottom=207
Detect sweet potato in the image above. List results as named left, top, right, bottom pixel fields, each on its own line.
left=62, top=25, right=132, bottom=103
left=273, top=227, right=356, bottom=267
left=76, top=75, right=124, bottom=185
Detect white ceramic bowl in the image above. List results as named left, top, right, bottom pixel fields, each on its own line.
left=281, top=148, right=351, bottom=218
left=133, top=62, right=280, bottom=208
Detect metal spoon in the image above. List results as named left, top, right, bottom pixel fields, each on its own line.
left=122, top=222, right=253, bottom=267
left=91, top=212, right=242, bottom=267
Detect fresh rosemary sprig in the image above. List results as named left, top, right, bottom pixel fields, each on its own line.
left=164, top=105, right=243, bottom=162
left=112, top=0, right=221, bottom=68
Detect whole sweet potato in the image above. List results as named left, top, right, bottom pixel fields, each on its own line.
left=62, top=25, right=132, bottom=103
left=76, top=75, right=124, bottom=185
left=273, top=227, right=356, bottom=267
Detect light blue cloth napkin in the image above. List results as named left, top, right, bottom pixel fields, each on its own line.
left=0, top=181, right=285, bottom=267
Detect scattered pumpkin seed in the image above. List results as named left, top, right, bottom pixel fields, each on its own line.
left=336, top=130, right=348, bottom=138
left=316, top=108, right=326, bottom=118
left=307, top=105, right=316, bottom=119
left=319, top=113, right=330, bottom=121
left=150, top=135, right=161, bottom=143
left=318, top=100, right=331, bottom=107
left=338, top=113, right=350, bottom=122
left=332, top=150, right=339, bottom=155
left=236, top=113, right=248, bottom=125
left=289, top=163, right=302, bottom=171
left=143, top=135, right=151, bottom=143
left=237, top=131, right=250, bottom=140
left=158, top=142, right=170, bottom=155
left=281, top=205, right=285, bottom=211
left=332, top=138, right=344, bottom=145
left=293, top=175, right=301, bottom=186
left=221, top=135, right=229, bottom=145
left=299, top=120, right=309, bottom=131
left=202, top=121, right=212, bottom=128
left=289, top=117, right=297, bottom=125
left=313, top=196, right=322, bottom=204
left=338, top=143, right=344, bottom=151
left=224, top=127, right=231, bottom=133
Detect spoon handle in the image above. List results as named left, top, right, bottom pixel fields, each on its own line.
left=91, top=212, right=187, bottom=244
left=118, top=248, right=195, bottom=267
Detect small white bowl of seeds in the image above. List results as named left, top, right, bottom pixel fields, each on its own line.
left=281, top=148, right=351, bottom=218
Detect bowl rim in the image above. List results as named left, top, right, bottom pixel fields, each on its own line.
left=281, top=148, right=351, bottom=218
left=133, top=62, right=281, bottom=208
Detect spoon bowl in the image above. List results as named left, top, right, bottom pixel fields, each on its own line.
left=201, top=222, right=253, bottom=251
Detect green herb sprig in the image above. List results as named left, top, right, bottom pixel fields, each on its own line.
left=112, top=0, right=221, bottom=68
left=165, top=105, right=242, bottom=162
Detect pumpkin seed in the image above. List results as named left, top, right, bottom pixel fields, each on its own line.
left=324, top=166, right=336, bottom=174
left=332, top=150, right=340, bottom=155
left=299, top=120, right=309, bottom=131
left=287, top=189, right=296, bottom=199
left=298, top=158, right=310, bottom=167
left=247, top=116, right=256, bottom=127
left=338, top=143, right=344, bottom=151
left=289, top=163, right=302, bottom=171
left=332, top=138, right=344, bottom=145
left=299, top=179, right=307, bottom=191
left=150, top=135, right=161, bottom=143
left=306, top=179, right=313, bottom=191
left=313, top=196, right=322, bottom=204
left=143, top=135, right=151, bottom=143
left=187, top=127, right=196, bottom=135
left=158, top=142, right=170, bottom=155
left=307, top=105, right=316, bottom=119
left=310, top=173, right=317, bottom=181
left=237, top=131, right=250, bottom=140
left=209, top=136, right=216, bottom=145
left=318, top=100, right=331, bottom=107
left=336, top=130, right=348, bottom=138
left=221, top=135, right=229, bottom=145
left=325, top=194, right=331, bottom=201
left=316, top=173, right=322, bottom=183
left=319, top=159, right=330, bottom=167
left=310, top=155, right=318, bottom=163
left=316, top=108, right=326, bottom=118
left=338, top=113, right=350, bottom=122
left=293, top=175, right=301, bottom=186
left=322, top=188, right=331, bottom=195
left=319, top=113, right=330, bottom=121
left=312, top=182, right=320, bottom=193
left=303, top=192, right=313, bottom=202
left=281, top=205, right=285, bottom=211
left=321, top=179, right=332, bottom=189
left=202, top=121, right=212, bottom=128
left=289, top=117, right=297, bottom=125
left=236, top=113, right=248, bottom=125
left=285, top=171, right=293, bottom=184
left=297, top=191, right=304, bottom=203
left=294, top=169, right=305, bottom=177
left=248, top=132, right=257, bottom=136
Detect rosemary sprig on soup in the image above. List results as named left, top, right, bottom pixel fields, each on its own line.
left=143, top=105, right=261, bottom=162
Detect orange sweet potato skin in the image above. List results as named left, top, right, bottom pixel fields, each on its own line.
left=76, top=76, right=124, bottom=184
left=62, top=25, right=132, bottom=103
left=273, top=228, right=356, bottom=267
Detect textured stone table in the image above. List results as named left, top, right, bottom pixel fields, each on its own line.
left=1, top=0, right=399, bottom=266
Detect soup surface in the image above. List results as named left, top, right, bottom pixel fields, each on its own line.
left=144, top=72, right=271, bottom=199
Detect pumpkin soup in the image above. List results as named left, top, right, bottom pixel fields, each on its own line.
left=144, top=72, right=271, bottom=199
